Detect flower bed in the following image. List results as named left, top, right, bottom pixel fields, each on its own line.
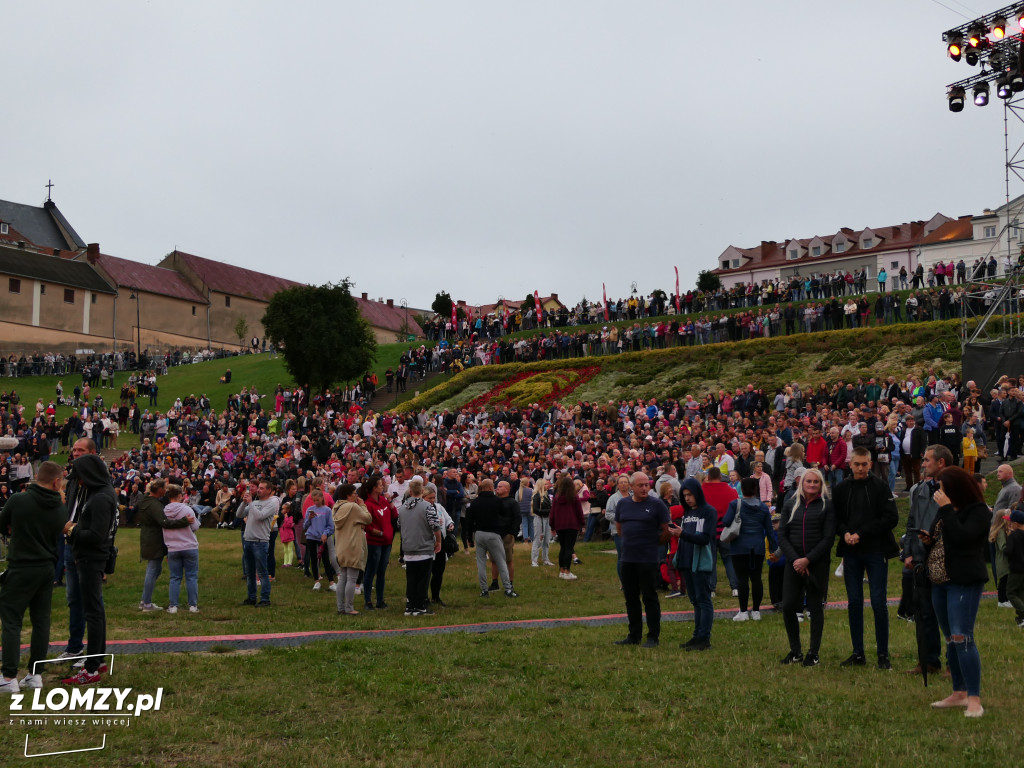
left=464, top=366, right=601, bottom=410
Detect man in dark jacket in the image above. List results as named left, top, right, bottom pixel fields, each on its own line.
left=834, top=447, right=900, bottom=670
left=464, top=479, right=516, bottom=598
left=491, top=480, right=520, bottom=591
left=54, top=438, right=96, bottom=666
left=137, top=478, right=193, bottom=612
left=62, top=452, right=117, bottom=685
left=0, top=461, right=67, bottom=692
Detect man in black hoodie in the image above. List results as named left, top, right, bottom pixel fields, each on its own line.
left=0, top=461, right=68, bottom=692
left=834, top=447, right=899, bottom=670
left=54, top=438, right=95, bottom=665
left=61, top=451, right=117, bottom=685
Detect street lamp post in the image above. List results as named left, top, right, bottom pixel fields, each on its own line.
left=129, top=291, right=141, bottom=366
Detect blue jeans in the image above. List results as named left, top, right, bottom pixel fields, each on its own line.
left=63, top=546, right=85, bottom=654
left=710, top=538, right=738, bottom=592
left=191, top=504, right=212, bottom=518
left=242, top=540, right=270, bottom=603
left=583, top=513, right=602, bottom=542
left=167, top=549, right=199, bottom=608
left=932, top=581, right=983, bottom=697
left=887, top=459, right=898, bottom=493
left=683, top=570, right=714, bottom=641
left=141, top=558, right=163, bottom=605
left=843, top=548, right=890, bottom=657
left=363, top=543, right=391, bottom=606
left=521, top=512, right=534, bottom=541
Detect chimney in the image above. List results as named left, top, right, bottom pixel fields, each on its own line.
left=551, top=293, right=558, bottom=301
left=457, top=300, right=466, bottom=307
left=386, top=299, right=394, bottom=307
left=361, top=292, right=368, bottom=300
left=53, top=248, right=61, bottom=258
left=16, top=241, right=26, bottom=249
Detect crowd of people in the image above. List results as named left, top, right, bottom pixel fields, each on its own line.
left=1, top=358, right=1022, bottom=713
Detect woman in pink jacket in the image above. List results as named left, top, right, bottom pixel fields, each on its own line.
left=163, top=485, right=202, bottom=613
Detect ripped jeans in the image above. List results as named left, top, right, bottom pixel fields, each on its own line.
left=931, top=581, right=983, bottom=697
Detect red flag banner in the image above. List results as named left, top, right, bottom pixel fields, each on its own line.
left=534, top=290, right=543, bottom=323
left=451, top=302, right=457, bottom=330
left=674, top=266, right=681, bottom=314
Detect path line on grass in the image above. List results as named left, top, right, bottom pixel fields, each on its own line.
left=29, top=592, right=999, bottom=655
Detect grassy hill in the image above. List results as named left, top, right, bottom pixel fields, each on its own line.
left=395, top=319, right=965, bottom=414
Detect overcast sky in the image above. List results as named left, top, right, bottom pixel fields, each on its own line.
left=2, top=0, right=1012, bottom=308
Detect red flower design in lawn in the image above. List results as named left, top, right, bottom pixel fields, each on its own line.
left=464, top=366, right=600, bottom=411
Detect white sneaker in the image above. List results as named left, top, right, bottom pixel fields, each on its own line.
left=542, top=561, right=555, bottom=566
left=313, top=581, right=322, bottom=591
left=18, top=674, right=42, bottom=689
left=733, top=611, right=749, bottom=622
left=141, top=603, right=163, bottom=612
left=731, top=589, right=739, bottom=597
left=166, top=606, right=178, bottom=614
left=835, top=563, right=844, bottom=578
left=0, top=677, right=19, bottom=694
left=751, top=610, right=762, bottom=621
left=189, top=606, right=199, bottom=613
left=531, top=562, right=539, bottom=567
left=564, top=572, right=578, bottom=580
left=354, top=585, right=363, bottom=595
left=997, top=601, right=1013, bottom=608
left=54, top=651, right=82, bottom=662
left=797, top=613, right=805, bottom=623
left=328, top=583, right=337, bottom=592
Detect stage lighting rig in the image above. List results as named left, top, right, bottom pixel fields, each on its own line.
left=943, top=3, right=1024, bottom=109
left=949, top=85, right=967, bottom=111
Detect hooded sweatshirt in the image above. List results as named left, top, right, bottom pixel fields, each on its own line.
left=333, top=500, right=372, bottom=570
left=69, top=454, right=117, bottom=562
left=676, top=478, right=717, bottom=571
left=0, top=482, right=68, bottom=567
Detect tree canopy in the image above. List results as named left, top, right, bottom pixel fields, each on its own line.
left=431, top=291, right=454, bottom=317
left=262, top=280, right=377, bottom=392
left=696, top=269, right=722, bottom=293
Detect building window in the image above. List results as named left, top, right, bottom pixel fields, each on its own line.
left=0, top=223, right=8, bottom=235
left=225, top=295, right=231, bottom=308
left=722, top=261, right=729, bottom=270
left=835, top=242, right=845, bottom=253
left=91, top=293, right=97, bottom=304
left=891, top=261, right=899, bottom=269
left=39, top=284, right=46, bottom=295
left=811, top=246, right=821, bottom=257
left=731, top=259, right=740, bottom=268
left=8, top=278, right=20, bottom=293
left=192, top=306, right=197, bottom=316
left=862, top=238, right=873, bottom=248
left=789, top=249, right=798, bottom=259
left=64, top=288, right=75, bottom=304
left=984, top=225, right=997, bottom=238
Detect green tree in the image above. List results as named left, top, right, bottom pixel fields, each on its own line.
left=431, top=291, right=454, bottom=317
left=262, top=280, right=377, bottom=392
left=696, top=270, right=721, bottom=293
left=233, top=316, right=250, bottom=348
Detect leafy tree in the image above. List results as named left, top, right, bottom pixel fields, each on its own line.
left=525, top=291, right=537, bottom=310
left=431, top=291, right=454, bottom=317
left=262, top=280, right=377, bottom=392
left=234, top=316, right=249, bottom=348
left=696, top=270, right=722, bottom=293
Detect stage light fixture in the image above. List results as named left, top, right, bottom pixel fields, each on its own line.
left=998, top=75, right=1013, bottom=99
left=1012, top=69, right=1024, bottom=92
left=1018, top=10, right=1024, bottom=29
left=949, top=86, right=966, bottom=112
left=974, top=82, right=990, bottom=106
left=948, top=33, right=963, bottom=61
left=968, top=25, right=986, bottom=47
left=966, top=49, right=980, bottom=65
left=993, top=17, right=1007, bottom=39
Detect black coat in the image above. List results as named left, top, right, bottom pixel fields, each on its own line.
left=898, top=425, right=927, bottom=461
left=779, top=496, right=836, bottom=565
left=935, top=502, right=989, bottom=584
left=833, top=474, right=899, bottom=557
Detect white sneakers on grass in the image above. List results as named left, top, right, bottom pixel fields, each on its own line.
left=733, top=611, right=749, bottom=622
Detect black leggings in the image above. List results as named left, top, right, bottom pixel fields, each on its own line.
left=430, top=553, right=447, bottom=600
left=782, top=558, right=829, bottom=656
left=308, top=541, right=336, bottom=582
left=557, top=529, right=578, bottom=570
left=731, top=551, right=765, bottom=611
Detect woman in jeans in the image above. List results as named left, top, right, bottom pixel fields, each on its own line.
left=778, top=469, right=836, bottom=667
left=924, top=466, right=990, bottom=717
left=722, top=477, right=777, bottom=622
left=530, top=478, right=554, bottom=567
left=360, top=474, right=398, bottom=610
left=549, top=474, right=584, bottom=580
left=162, top=485, right=201, bottom=613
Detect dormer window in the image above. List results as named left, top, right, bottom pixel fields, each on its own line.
left=811, top=246, right=821, bottom=257
left=835, top=242, right=845, bottom=253
left=722, top=261, right=729, bottom=270
left=789, top=249, right=799, bottom=259
left=0, top=223, right=8, bottom=235
left=862, top=238, right=874, bottom=248
left=731, top=259, right=740, bottom=268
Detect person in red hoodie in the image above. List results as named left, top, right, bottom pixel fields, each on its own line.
left=701, top=466, right=739, bottom=596
left=805, top=427, right=828, bottom=469
left=825, top=426, right=848, bottom=491
left=359, top=474, right=398, bottom=610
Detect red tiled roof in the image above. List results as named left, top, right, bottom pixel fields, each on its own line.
left=167, top=250, right=303, bottom=301
left=354, top=297, right=423, bottom=335
left=919, top=215, right=974, bottom=245
left=84, top=251, right=208, bottom=304
left=716, top=219, right=935, bottom=275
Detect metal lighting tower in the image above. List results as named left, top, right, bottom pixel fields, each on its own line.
left=945, top=4, right=1024, bottom=387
